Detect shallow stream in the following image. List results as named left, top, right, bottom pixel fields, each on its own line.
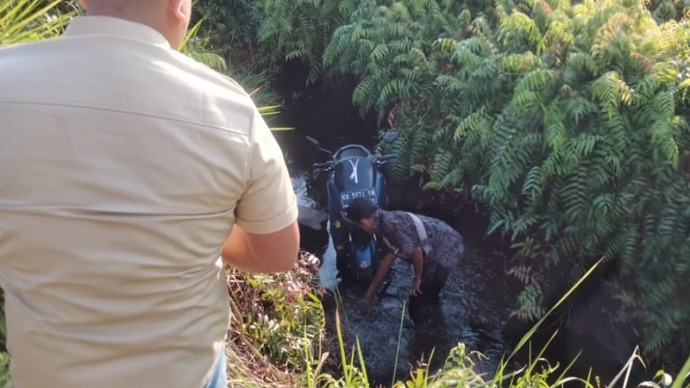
left=284, top=134, right=514, bottom=385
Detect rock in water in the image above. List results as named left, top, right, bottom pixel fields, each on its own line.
left=298, top=205, right=328, bottom=231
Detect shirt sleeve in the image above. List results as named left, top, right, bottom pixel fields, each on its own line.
left=235, top=109, right=298, bottom=234
left=396, top=228, right=420, bottom=259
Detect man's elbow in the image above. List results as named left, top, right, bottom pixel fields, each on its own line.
left=251, top=221, right=300, bottom=273
left=257, top=244, right=299, bottom=273
left=258, top=250, right=298, bottom=273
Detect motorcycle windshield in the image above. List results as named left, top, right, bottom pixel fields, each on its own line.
left=334, top=145, right=371, bottom=159
left=335, top=156, right=376, bottom=208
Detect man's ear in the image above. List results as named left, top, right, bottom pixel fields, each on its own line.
left=168, top=0, right=188, bottom=23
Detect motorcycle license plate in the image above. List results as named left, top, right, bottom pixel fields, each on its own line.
left=340, top=189, right=377, bottom=207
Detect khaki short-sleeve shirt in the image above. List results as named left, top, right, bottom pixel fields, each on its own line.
left=0, top=16, right=297, bottom=387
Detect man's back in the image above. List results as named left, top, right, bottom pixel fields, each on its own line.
left=0, top=16, right=294, bottom=387
left=416, top=213, right=464, bottom=267
left=377, top=210, right=464, bottom=267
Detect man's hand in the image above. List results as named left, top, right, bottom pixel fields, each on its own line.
left=409, top=277, right=423, bottom=296
left=409, top=247, right=424, bottom=296
left=361, top=253, right=395, bottom=306
left=363, top=288, right=377, bottom=305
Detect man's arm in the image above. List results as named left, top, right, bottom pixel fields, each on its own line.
left=409, top=247, right=424, bottom=296
left=221, top=221, right=299, bottom=273
left=364, top=252, right=395, bottom=302
left=224, top=108, right=299, bottom=273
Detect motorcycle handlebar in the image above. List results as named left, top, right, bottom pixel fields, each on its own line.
left=374, top=154, right=395, bottom=162
left=313, top=154, right=394, bottom=173
left=312, top=161, right=334, bottom=175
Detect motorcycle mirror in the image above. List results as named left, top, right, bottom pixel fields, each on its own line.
left=306, top=136, right=333, bottom=156
left=306, top=136, right=321, bottom=149
left=382, top=131, right=400, bottom=143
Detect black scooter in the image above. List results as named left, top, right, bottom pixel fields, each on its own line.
left=310, top=134, right=396, bottom=284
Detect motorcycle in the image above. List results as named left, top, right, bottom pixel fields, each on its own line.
left=309, top=134, right=396, bottom=285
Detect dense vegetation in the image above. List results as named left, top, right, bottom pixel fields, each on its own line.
left=196, top=0, right=690, bottom=366
left=3, top=0, right=690, bottom=386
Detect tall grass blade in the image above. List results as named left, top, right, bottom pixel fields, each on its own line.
left=0, top=0, right=73, bottom=45
left=354, top=337, right=369, bottom=386
left=525, top=330, right=558, bottom=377
left=180, top=18, right=201, bottom=50
left=608, top=346, right=644, bottom=387
left=671, top=354, right=690, bottom=388
left=333, top=286, right=353, bottom=329
left=553, top=376, right=596, bottom=387
left=334, top=309, right=352, bottom=384
left=552, top=349, right=582, bottom=386
left=391, top=301, right=406, bottom=386
left=302, top=327, right=315, bottom=388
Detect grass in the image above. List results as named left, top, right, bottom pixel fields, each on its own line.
left=222, top=255, right=690, bottom=388
left=0, top=0, right=75, bottom=45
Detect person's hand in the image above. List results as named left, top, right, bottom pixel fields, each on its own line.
left=409, top=278, right=423, bottom=296
left=363, top=288, right=377, bottom=305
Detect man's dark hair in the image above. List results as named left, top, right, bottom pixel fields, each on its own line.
left=344, top=198, right=378, bottom=222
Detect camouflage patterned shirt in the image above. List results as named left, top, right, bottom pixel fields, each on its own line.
left=374, top=209, right=464, bottom=269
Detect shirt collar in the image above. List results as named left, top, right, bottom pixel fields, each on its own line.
left=64, top=16, right=171, bottom=50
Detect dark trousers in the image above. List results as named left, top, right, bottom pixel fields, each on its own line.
left=408, top=261, right=449, bottom=324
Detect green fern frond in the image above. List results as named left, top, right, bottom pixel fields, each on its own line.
left=430, top=150, right=454, bottom=182
left=498, top=10, right=543, bottom=50
left=653, top=90, right=675, bottom=118
left=592, top=71, right=628, bottom=118
left=502, top=52, right=543, bottom=73
left=352, top=76, right=378, bottom=114
left=543, top=101, right=566, bottom=151
left=453, top=109, right=487, bottom=143
left=515, top=69, right=554, bottom=94
left=521, top=166, right=543, bottom=199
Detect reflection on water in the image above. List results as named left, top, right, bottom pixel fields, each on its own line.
left=291, top=172, right=316, bottom=208
left=317, top=220, right=340, bottom=290
left=293, top=172, right=340, bottom=289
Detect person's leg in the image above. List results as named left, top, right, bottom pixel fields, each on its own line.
left=204, top=348, right=227, bottom=388
left=408, top=292, right=424, bottom=324
left=421, top=262, right=449, bottom=300
left=408, top=262, right=450, bottom=324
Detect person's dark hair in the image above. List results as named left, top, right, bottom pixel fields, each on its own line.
left=344, top=198, right=378, bottom=222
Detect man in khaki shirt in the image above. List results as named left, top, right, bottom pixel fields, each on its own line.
left=0, top=0, right=299, bottom=387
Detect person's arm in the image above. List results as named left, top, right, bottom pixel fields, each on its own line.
left=384, top=214, right=424, bottom=295
left=221, top=221, right=299, bottom=273
left=364, top=252, right=395, bottom=303
left=225, top=108, right=299, bottom=273
left=409, top=247, right=424, bottom=296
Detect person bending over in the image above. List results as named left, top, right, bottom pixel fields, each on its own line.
left=344, top=198, right=464, bottom=325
